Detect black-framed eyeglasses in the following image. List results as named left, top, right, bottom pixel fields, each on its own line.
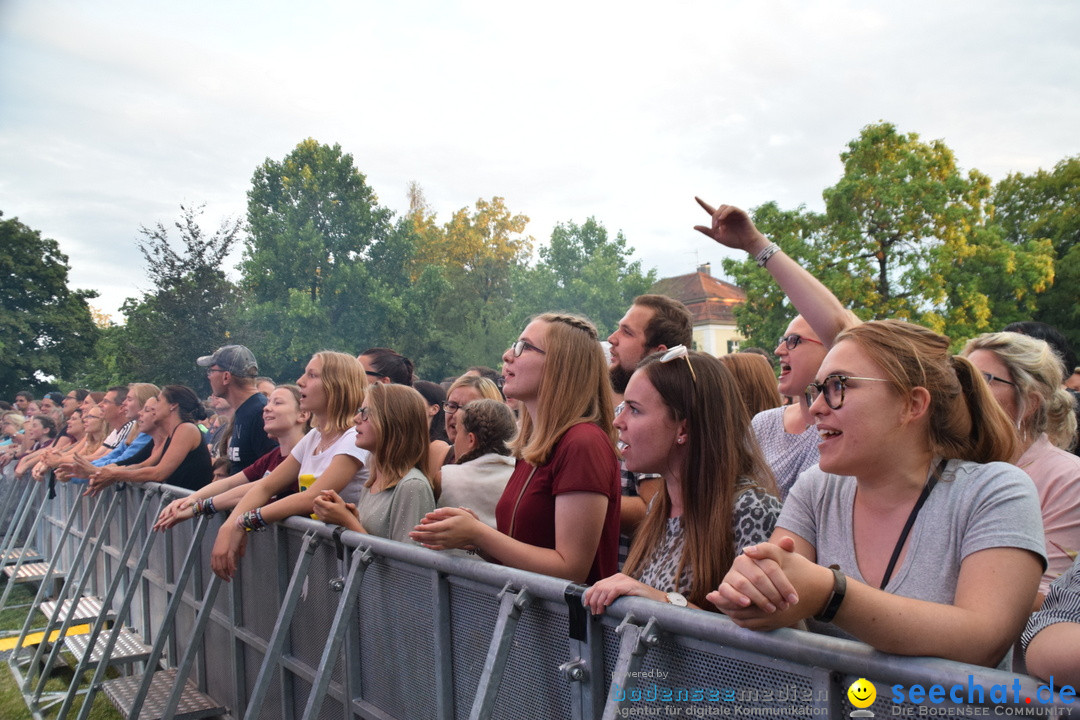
left=659, top=345, right=697, bottom=383
left=779, top=334, right=824, bottom=350
left=356, top=407, right=370, bottom=421
left=804, top=374, right=890, bottom=410
left=206, top=367, right=226, bottom=377
left=443, top=401, right=464, bottom=415
left=980, top=371, right=1016, bottom=388
left=510, top=340, right=546, bottom=357
left=364, top=370, right=383, bottom=379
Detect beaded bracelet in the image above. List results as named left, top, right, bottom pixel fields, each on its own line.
left=236, top=508, right=268, bottom=533
left=754, top=242, right=781, bottom=268
left=190, top=498, right=204, bottom=517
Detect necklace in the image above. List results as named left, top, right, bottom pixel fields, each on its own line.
left=315, top=428, right=343, bottom=454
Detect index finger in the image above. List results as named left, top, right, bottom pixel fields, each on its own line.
left=695, top=196, right=716, bottom=215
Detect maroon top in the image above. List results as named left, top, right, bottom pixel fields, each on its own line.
left=495, top=422, right=620, bottom=584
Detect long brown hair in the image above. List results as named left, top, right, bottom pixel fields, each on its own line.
left=513, top=313, right=617, bottom=465
left=365, top=383, right=431, bottom=489
left=623, top=350, right=777, bottom=608
left=838, top=321, right=1017, bottom=463
left=719, top=353, right=783, bottom=418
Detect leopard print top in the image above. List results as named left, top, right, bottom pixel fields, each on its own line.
left=636, top=483, right=781, bottom=594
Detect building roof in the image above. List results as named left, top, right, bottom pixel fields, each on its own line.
left=649, top=265, right=746, bottom=326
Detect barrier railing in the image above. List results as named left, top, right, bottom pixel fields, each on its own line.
left=6, top=476, right=1074, bottom=719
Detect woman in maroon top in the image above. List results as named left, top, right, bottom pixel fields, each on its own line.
left=413, top=313, right=621, bottom=584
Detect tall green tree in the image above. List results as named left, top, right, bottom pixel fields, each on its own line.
left=241, top=139, right=397, bottom=378
left=407, top=195, right=534, bottom=377
left=992, top=156, right=1080, bottom=347
left=513, top=217, right=657, bottom=336
left=724, top=123, right=1055, bottom=346
left=0, top=212, right=99, bottom=397
left=115, top=204, right=244, bottom=390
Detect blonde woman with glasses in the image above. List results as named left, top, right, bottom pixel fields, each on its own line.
left=962, top=331, right=1080, bottom=604
left=412, top=314, right=621, bottom=584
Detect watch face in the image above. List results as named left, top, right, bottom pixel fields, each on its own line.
left=666, top=592, right=687, bottom=607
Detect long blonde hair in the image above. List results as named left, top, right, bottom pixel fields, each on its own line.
left=513, top=313, right=618, bottom=465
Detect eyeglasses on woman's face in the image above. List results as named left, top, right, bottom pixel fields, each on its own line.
left=355, top=406, right=370, bottom=422
left=658, top=344, right=697, bottom=383
left=980, top=371, right=1016, bottom=388
left=779, top=334, right=824, bottom=351
left=443, top=401, right=464, bottom=415
left=804, top=374, right=890, bottom=410
left=509, top=340, right=546, bottom=357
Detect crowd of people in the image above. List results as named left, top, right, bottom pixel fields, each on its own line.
left=3, top=199, right=1079, bottom=687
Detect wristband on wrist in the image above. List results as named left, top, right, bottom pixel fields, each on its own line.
left=237, top=508, right=268, bottom=533
left=813, top=564, right=846, bottom=623
left=203, top=496, right=217, bottom=517
left=754, top=242, right=781, bottom=268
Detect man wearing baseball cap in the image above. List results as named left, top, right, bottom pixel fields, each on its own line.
left=197, top=345, right=276, bottom=473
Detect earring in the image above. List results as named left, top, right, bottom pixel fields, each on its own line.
left=676, top=437, right=684, bottom=445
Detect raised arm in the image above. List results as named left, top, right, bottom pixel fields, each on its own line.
left=694, top=199, right=855, bottom=347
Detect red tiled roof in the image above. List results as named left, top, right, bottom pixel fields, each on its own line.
left=649, top=271, right=746, bottom=325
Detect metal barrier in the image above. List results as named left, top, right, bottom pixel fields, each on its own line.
left=8, top=478, right=1074, bottom=719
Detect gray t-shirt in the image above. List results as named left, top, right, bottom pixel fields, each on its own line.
left=780, top=459, right=1046, bottom=612
left=751, top=406, right=819, bottom=501
left=354, top=468, right=435, bottom=544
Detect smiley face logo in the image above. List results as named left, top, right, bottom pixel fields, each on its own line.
left=847, top=678, right=876, bottom=708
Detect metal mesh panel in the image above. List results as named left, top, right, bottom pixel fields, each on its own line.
left=489, top=600, right=573, bottom=720
left=601, top=624, right=820, bottom=718
left=289, top=674, right=347, bottom=720
left=287, top=542, right=340, bottom=671
left=357, top=556, right=439, bottom=720
left=244, top=640, right=284, bottom=720
left=200, top=615, right=236, bottom=715
left=448, top=581, right=503, bottom=719
left=237, top=530, right=284, bottom=640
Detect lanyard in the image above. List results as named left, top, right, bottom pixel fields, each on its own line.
left=879, top=458, right=947, bottom=590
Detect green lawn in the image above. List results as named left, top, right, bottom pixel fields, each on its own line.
left=0, top=583, right=124, bottom=720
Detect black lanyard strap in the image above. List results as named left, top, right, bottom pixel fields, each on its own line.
left=879, top=458, right=947, bottom=590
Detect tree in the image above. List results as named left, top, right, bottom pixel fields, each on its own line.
left=513, top=218, right=657, bottom=336
left=241, top=139, right=398, bottom=379
left=114, top=204, right=244, bottom=389
left=992, top=156, right=1080, bottom=348
left=407, top=196, right=534, bottom=377
left=723, top=123, right=1055, bottom=347
left=243, top=138, right=394, bottom=304
left=0, top=212, right=99, bottom=398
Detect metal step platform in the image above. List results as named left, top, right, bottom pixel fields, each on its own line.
left=38, top=595, right=114, bottom=625
left=64, top=626, right=152, bottom=667
left=0, top=547, right=41, bottom=564
left=3, top=561, right=64, bottom=583
left=101, top=667, right=226, bottom=720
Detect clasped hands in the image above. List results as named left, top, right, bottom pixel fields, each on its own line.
left=707, top=537, right=832, bottom=631
left=409, top=507, right=482, bottom=551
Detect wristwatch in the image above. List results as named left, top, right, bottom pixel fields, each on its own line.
left=665, top=592, right=687, bottom=607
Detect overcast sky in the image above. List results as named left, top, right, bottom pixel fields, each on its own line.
left=2, top=0, right=1078, bottom=320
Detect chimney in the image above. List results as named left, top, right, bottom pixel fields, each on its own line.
left=697, top=262, right=711, bottom=276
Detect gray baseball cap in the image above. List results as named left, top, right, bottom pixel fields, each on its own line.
left=196, top=345, right=259, bottom=377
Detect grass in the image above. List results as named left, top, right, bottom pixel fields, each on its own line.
left=0, top=582, right=124, bottom=720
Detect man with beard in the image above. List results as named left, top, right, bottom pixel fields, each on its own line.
left=606, top=294, right=693, bottom=565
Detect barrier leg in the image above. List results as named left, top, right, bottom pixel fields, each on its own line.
left=467, top=582, right=533, bottom=720
left=600, top=616, right=660, bottom=720
left=241, top=531, right=321, bottom=720
left=300, top=546, right=373, bottom=720
left=0, top=483, right=50, bottom=613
